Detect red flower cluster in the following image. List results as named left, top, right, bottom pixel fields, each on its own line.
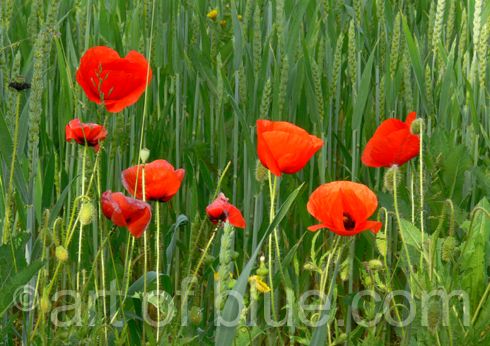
left=256, top=120, right=323, bottom=176
left=206, top=193, right=246, bottom=229
left=76, top=46, right=152, bottom=113
left=362, top=112, right=420, bottom=167
left=65, top=118, right=107, bottom=151
left=307, top=181, right=382, bottom=236
left=101, top=191, right=152, bottom=238
left=122, top=160, right=185, bottom=202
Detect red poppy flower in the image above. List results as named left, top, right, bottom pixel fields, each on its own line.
left=256, top=120, right=323, bottom=176
left=76, top=46, right=152, bottom=113
left=121, top=160, right=185, bottom=202
left=101, top=191, right=152, bottom=238
left=361, top=112, right=420, bottom=167
left=65, top=118, right=108, bottom=151
left=307, top=181, right=382, bottom=236
left=206, top=193, right=246, bottom=229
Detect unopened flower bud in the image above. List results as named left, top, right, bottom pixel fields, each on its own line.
left=255, top=161, right=268, bottom=182
left=426, top=301, right=441, bottom=330
left=410, top=118, right=424, bottom=135
left=55, top=245, right=68, bottom=262
left=140, top=148, right=150, bottom=163
left=79, top=202, right=95, bottom=226
left=303, top=262, right=317, bottom=271
left=441, top=236, right=458, bottom=262
left=367, top=259, right=384, bottom=271
left=332, top=333, right=347, bottom=345
left=39, top=293, right=51, bottom=313
left=189, top=306, right=203, bottom=325
left=383, top=165, right=400, bottom=192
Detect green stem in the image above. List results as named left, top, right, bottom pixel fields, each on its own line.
left=156, top=201, right=161, bottom=341
left=419, top=127, right=425, bottom=270
left=393, top=167, right=416, bottom=290
left=76, top=144, right=88, bottom=292
left=267, top=171, right=277, bottom=321
left=142, top=166, right=148, bottom=340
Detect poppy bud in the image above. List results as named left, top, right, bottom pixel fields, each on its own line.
left=303, top=262, right=317, bottom=272
left=426, top=301, right=441, bottom=330
left=79, top=202, right=95, bottom=226
left=39, top=292, right=51, bottom=313
left=189, top=306, right=203, bottom=325
left=55, top=245, right=69, bottom=262
left=366, top=259, right=384, bottom=271
left=204, top=254, right=216, bottom=264
left=410, top=118, right=424, bottom=135
left=255, top=160, right=268, bottom=182
left=332, top=333, right=347, bottom=345
left=441, top=236, right=458, bottom=262
left=257, top=258, right=269, bottom=277
left=340, top=259, right=350, bottom=281
left=231, top=251, right=239, bottom=260
left=383, top=165, right=400, bottom=192
left=376, top=232, right=387, bottom=257
left=227, top=279, right=236, bottom=289
left=140, top=148, right=150, bottom=163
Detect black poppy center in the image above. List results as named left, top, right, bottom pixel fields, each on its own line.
left=343, top=213, right=356, bottom=231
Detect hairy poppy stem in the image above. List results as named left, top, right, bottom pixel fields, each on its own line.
left=156, top=201, right=161, bottom=341
left=142, top=166, right=148, bottom=340
left=418, top=126, right=425, bottom=271
left=76, top=144, right=88, bottom=292
left=267, top=171, right=278, bottom=321
left=392, top=167, right=420, bottom=291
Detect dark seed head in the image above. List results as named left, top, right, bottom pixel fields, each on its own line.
left=343, top=213, right=356, bottom=231
left=8, top=81, right=31, bottom=91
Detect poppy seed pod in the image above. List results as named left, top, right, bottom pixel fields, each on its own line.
left=383, top=165, right=401, bottom=192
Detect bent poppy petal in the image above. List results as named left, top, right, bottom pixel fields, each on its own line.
left=76, top=46, right=152, bottom=113
left=362, top=112, right=420, bottom=167
left=206, top=193, right=246, bottom=229
left=101, top=191, right=152, bottom=238
left=307, top=181, right=381, bottom=236
left=121, top=159, right=185, bottom=202
left=256, top=120, right=323, bottom=176
left=65, top=118, right=108, bottom=151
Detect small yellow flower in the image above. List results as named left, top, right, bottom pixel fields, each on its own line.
left=248, top=275, right=271, bottom=293
left=207, top=9, right=218, bottom=21
left=237, top=15, right=243, bottom=21
left=219, top=20, right=227, bottom=28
